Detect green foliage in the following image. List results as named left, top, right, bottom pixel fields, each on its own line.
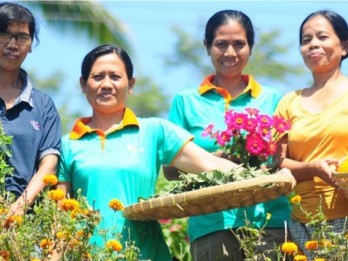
left=128, top=76, right=170, bottom=117
left=24, top=1, right=131, bottom=50
left=0, top=122, right=13, bottom=187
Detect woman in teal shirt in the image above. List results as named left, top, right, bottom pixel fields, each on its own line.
left=164, top=10, right=290, bottom=261
left=57, top=44, right=238, bottom=261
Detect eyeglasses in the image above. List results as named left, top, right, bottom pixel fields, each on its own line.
left=0, top=32, right=31, bottom=46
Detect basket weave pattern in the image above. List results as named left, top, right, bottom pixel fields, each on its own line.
left=124, top=168, right=295, bottom=220
left=333, top=172, right=348, bottom=198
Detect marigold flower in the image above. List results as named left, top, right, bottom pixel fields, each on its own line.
left=281, top=242, right=298, bottom=255
left=294, top=255, right=307, bottom=261
left=106, top=239, right=123, bottom=252
left=6, top=215, right=23, bottom=225
left=0, top=208, right=9, bottom=215
left=60, top=198, right=79, bottom=211
left=319, top=239, right=332, bottom=248
left=305, top=240, right=318, bottom=250
left=290, top=195, right=302, bottom=204
left=337, top=156, right=348, bottom=172
left=42, top=174, right=58, bottom=186
left=313, top=259, right=325, bottom=261
left=56, top=230, right=68, bottom=240
left=0, top=250, right=10, bottom=261
left=40, top=239, right=52, bottom=249
left=48, top=189, right=65, bottom=201
left=31, top=259, right=41, bottom=261
left=109, top=199, right=124, bottom=211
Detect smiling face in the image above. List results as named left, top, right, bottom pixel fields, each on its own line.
left=0, top=22, right=32, bottom=73
left=80, top=52, right=135, bottom=115
left=300, top=15, right=348, bottom=74
left=207, top=20, right=251, bottom=79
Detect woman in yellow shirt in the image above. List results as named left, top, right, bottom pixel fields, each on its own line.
left=275, top=10, right=348, bottom=258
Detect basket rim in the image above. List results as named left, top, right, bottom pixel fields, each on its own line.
left=123, top=168, right=295, bottom=220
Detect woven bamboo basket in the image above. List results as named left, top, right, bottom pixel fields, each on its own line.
left=333, top=172, right=348, bottom=197
left=123, top=168, right=295, bottom=220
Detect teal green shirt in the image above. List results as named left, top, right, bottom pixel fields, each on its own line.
left=168, top=75, right=290, bottom=242
left=58, top=108, right=193, bottom=260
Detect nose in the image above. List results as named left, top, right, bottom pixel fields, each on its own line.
left=224, top=45, right=236, bottom=56
left=101, top=76, right=113, bottom=88
left=6, top=36, right=19, bottom=48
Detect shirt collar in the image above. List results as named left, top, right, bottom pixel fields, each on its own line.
left=17, top=69, right=34, bottom=107
left=69, top=107, right=140, bottom=140
left=198, top=74, right=262, bottom=99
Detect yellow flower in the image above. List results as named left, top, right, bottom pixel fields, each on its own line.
left=319, top=239, right=332, bottom=248
left=31, top=259, right=41, bottom=261
left=47, top=189, right=65, bottom=201
left=60, top=198, right=79, bottom=211
left=42, top=174, right=58, bottom=186
left=305, top=240, right=318, bottom=250
left=108, top=199, right=124, bottom=211
left=337, top=156, right=348, bottom=172
left=265, top=212, right=272, bottom=221
left=314, top=259, right=325, bottom=261
left=106, top=239, right=123, bottom=252
left=0, top=208, right=9, bottom=215
left=290, top=195, right=302, bottom=204
left=281, top=242, right=298, bottom=255
left=294, top=255, right=307, bottom=261
left=56, top=230, right=68, bottom=240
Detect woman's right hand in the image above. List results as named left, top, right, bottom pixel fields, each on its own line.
left=309, top=159, right=339, bottom=188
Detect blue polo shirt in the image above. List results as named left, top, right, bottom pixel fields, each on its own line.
left=2, top=69, right=61, bottom=197
left=168, top=74, right=290, bottom=242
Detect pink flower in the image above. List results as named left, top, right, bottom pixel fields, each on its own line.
left=246, top=134, right=265, bottom=155
left=273, top=115, right=291, bottom=133
left=202, top=108, right=290, bottom=168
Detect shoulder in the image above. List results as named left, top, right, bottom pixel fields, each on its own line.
left=279, top=89, right=302, bottom=104
left=31, top=88, right=56, bottom=105
left=259, top=85, right=282, bottom=99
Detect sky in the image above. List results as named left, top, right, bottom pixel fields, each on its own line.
left=21, top=1, right=348, bottom=120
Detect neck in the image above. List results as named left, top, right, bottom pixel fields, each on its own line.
left=312, top=69, right=343, bottom=90
left=0, top=71, right=21, bottom=91
left=214, top=75, right=246, bottom=96
left=89, top=110, right=124, bottom=132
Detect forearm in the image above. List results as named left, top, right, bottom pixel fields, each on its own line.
left=11, top=154, right=58, bottom=213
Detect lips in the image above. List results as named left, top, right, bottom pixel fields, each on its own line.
left=306, top=50, right=323, bottom=58
left=221, top=60, right=238, bottom=68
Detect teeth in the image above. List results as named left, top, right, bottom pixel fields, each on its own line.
left=222, top=61, right=237, bottom=67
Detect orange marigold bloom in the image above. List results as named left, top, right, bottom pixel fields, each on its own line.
left=290, top=195, right=302, bottom=204
left=40, top=239, right=52, bottom=249
left=48, top=189, right=65, bottom=201
left=61, top=198, right=79, bottom=211
left=305, top=240, right=318, bottom=250
left=42, top=174, right=58, bottom=186
left=294, top=255, right=307, bottom=261
left=281, top=242, right=298, bottom=255
left=0, top=250, right=10, bottom=261
left=6, top=215, right=23, bottom=225
left=109, top=199, right=124, bottom=211
left=106, top=239, right=123, bottom=252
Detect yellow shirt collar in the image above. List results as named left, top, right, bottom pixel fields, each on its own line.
left=69, top=107, right=139, bottom=140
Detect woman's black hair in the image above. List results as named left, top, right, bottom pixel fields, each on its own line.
left=204, top=9, right=254, bottom=51
left=0, top=2, right=39, bottom=44
left=299, top=10, right=348, bottom=60
left=81, top=44, right=133, bottom=82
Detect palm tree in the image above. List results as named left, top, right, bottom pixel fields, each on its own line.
left=24, top=1, right=131, bottom=50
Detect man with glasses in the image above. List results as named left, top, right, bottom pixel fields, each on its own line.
left=0, top=2, right=61, bottom=216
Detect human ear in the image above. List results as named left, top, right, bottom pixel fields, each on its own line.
left=80, top=77, right=87, bottom=94
left=128, top=77, right=136, bottom=95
